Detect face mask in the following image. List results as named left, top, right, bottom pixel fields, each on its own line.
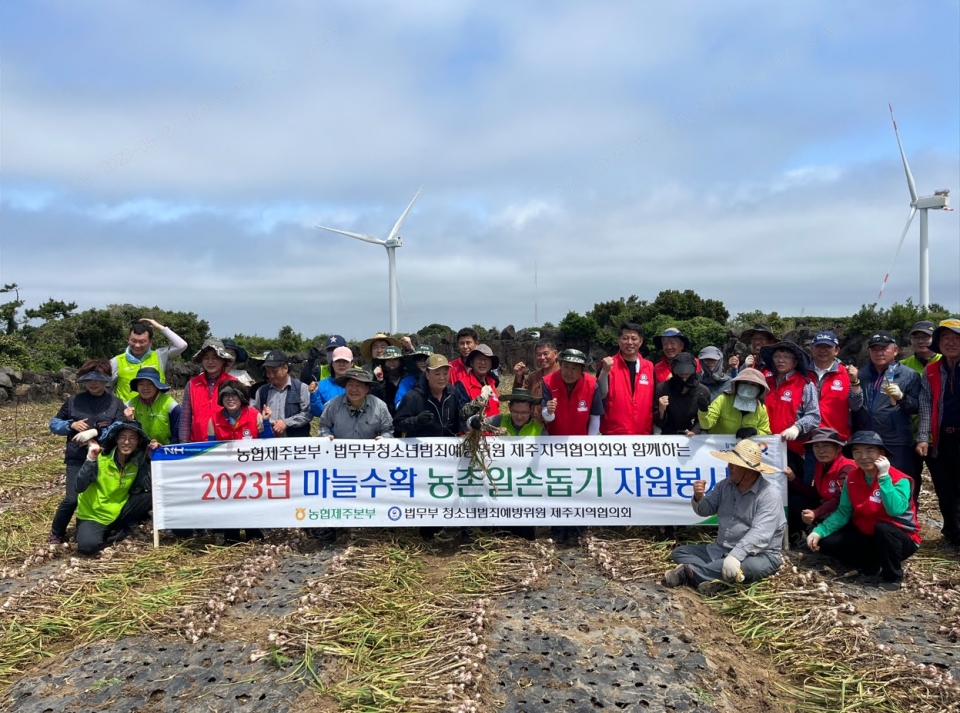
left=738, top=384, right=761, bottom=399
left=733, top=383, right=761, bottom=411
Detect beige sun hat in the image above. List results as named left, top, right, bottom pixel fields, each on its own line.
left=709, top=439, right=778, bottom=474
left=722, top=367, right=770, bottom=396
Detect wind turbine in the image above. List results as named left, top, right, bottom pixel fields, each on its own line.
left=317, top=188, right=422, bottom=334
left=878, top=105, right=951, bottom=309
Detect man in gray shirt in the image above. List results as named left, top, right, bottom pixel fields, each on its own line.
left=319, top=367, right=393, bottom=440
left=251, top=350, right=312, bottom=438
left=664, top=439, right=786, bottom=595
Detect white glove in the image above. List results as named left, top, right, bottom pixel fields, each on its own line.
left=721, top=555, right=741, bottom=581
left=875, top=456, right=891, bottom=478
left=744, top=355, right=756, bottom=369
left=480, top=385, right=494, bottom=399
left=781, top=425, right=801, bottom=441
left=806, top=531, right=821, bottom=551
left=881, top=382, right=903, bottom=401
left=72, top=428, right=98, bottom=444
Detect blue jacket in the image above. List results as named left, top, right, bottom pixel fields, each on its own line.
left=394, top=374, right=419, bottom=409
left=850, top=361, right=920, bottom=446
left=309, top=376, right=345, bottom=417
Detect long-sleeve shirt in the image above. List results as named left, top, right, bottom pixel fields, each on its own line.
left=918, top=358, right=960, bottom=446
left=309, top=377, right=345, bottom=416
left=251, top=377, right=312, bottom=434
left=813, top=472, right=912, bottom=539
left=109, top=327, right=188, bottom=390
left=319, top=394, right=394, bottom=439
left=697, top=393, right=771, bottom=435
left=691, top=476, right=785, bottom=562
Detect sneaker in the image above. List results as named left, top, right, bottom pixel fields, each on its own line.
left=878, top=581, right=902, bottom=592
left=48, top=533, right=65, bottom=545
left=697, top=579, right=732, bottom=597
left=663, top=565, right=687, bottom=588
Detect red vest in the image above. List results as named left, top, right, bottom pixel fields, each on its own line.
left=459, top=371, right=500, bottom=418
left=448, top=358, right=468, bottom=386
left=653, top=356, right=702, bottom=384
left=926, top=360, right=944, bottom=447
left=813, top=455, right=855, bottom=502
left=543, top=370, right=597, bottom=436
left=845, top=466, right=921, bottom=544
left=765, top=371, right=809, bottom=456
left=599, top=353, right=654, bottom=435
left=212, top=406, right=260, bottom=441
left=815, top=366, right=851, bottom=441
left=187, top=371, right=238, bottom=442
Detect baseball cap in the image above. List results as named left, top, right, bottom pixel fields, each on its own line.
left=909, top=321, right=935, bottom=337
left=331, top=346, right=354, bottom=362
left=812, top=331, right=839, bottom=347
left=325, top=334, right=347, bottom=350
left=866, top=331, right=897, bottom=347
left=426, top=354, right=450, bottom=370
left=671, top=351, right=697, bottom=376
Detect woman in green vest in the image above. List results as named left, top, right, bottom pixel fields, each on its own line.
left=466, top=388, right=545, bottom=435
left=124, top=367, right=181, bottom=447
left=75, top=420, right=152, bottom=555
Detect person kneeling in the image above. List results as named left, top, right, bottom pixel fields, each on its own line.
left=75, top=421, right=152, bottom=556
left=664, top=439, right=785, bottom=595
left=806, top=431, right=920, bottom=591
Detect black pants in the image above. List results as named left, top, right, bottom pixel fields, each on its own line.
left=50, top=463, right=83, bottom=539
left=787, top=491, right=820, bottom=537
left=75, top=492, right=152, bottom=556
left=818, top=521, right=918, bottom=583
left=911, top=450, right=929, bottom=508
left=930, top=430, right=960, bottom=545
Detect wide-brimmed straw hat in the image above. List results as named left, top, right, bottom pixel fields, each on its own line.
left=465, top=344, right=500, bottom=370
left=335, top=367, right=375, bottom=387
left=360, top=333, right=401, bottom=361
left=503, top=388, right=539, bottom=404
left=710, top=440, right=778, bottom=474
left=723, top=367, right=770, bottom=396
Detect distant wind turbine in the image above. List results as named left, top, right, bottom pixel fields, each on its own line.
left=878, top=105, right=952, bottom=308
left=316, top=188, right=422, bottom=334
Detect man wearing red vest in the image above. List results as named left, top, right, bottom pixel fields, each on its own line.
left=805, top=331, right=860, bottom=483
left=448, top=327, right=479, bottom=386
left=542, top=349, right=603, bottom=435
left=808, top=431, right=920, bottom=591
left=652, top=327, right=701, bottom=384
left=917, top=318, right=960, bottom=547
left=760, top=341, right=821, bottom=480
left=598, top=322, right=655, bottom=435
left=179, top=338, right=238, bottom=443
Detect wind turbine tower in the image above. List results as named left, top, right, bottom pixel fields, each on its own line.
left=317, top=189, right=422, bottom=334
left=879, top=105, right=951, bottom=309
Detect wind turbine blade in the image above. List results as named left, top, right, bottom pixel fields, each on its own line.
left=316, top=225, right=386, bottom=246
left=386, top=187, right=422, bottom=243
left=395, top=268, right=405, bottom=310
left=877, top=206, right=917, bottom=300
left=889, top=104, right=918, bottom=203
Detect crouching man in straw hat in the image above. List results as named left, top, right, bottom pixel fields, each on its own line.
left=664, top=439, right=786, bottom=595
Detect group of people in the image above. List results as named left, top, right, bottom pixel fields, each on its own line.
left=46, top=316, right=959, bottom=594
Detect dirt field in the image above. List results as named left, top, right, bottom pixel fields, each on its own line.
left=1, top=401, right=958, bottom=713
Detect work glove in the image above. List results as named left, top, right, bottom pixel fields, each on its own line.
left=875, top=456, right=891, bottom=478
left=781, top=425, right=801, bottom=441
left=881, top=382, right=903, bottom=401
left=416, top=411, right=434, bottom=426
left=697, top=393, right=710, bottom=412
left=806, top=531, right=821, bottom=551
left=721, top=555, right=742, bottom=582
left=308, top=345, right=324, bottom=361
left=72, top=428, right=99, bottom=444
left=480, top=385, right=494, bottom=399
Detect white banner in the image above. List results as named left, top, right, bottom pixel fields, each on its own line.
left=151, top=435, right=787, bottom=529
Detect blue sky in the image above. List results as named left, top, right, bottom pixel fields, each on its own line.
left=2, top=1, right=958, bottom=340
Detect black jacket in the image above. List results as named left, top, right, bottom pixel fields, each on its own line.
left=54, top=392, right=126, bottom=465
left=394, top=375, right=461, bottom=437
left=654, top=377, right=710, bottom=435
